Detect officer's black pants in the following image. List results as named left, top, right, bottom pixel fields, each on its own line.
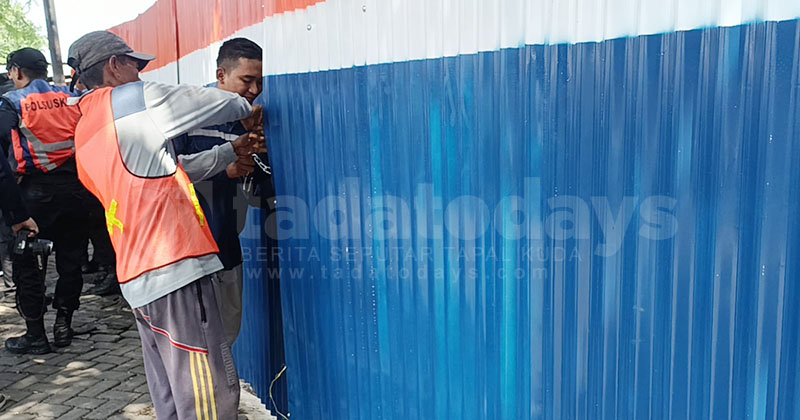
left=13, top=175, right=94, bottom=320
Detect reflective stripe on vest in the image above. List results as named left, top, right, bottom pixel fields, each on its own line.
left=74, top=87, right=219, bottom=284
left=187, top=184, right=206, bottom=227
left=106, top=200, right=125, bottom=236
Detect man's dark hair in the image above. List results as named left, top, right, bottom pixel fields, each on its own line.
left=216, top=38, right=262, bottom=70
left=79, top=60, right=106, bottom=89
left=79, top=55, right=139, bottom=89
left=17, top=66, right=48, bottom=81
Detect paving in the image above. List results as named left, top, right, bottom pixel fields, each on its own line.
left=0, top=259, right=273, bottom=419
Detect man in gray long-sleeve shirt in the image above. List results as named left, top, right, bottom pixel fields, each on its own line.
left=174, top=38, right=268, bottom=348
left=67, top=31, right=264, bottom=420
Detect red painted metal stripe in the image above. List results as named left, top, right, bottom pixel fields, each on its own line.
left=108, top=0, right=326, bottom=71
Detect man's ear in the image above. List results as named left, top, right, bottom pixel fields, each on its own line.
left=216, top=67, right=225, bottom=84
left=108, top=56, right=122, bottom=76
left=99, top=57, right=117, bottom=87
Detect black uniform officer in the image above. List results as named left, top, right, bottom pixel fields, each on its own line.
left=0, top=48, right=95, bottom=354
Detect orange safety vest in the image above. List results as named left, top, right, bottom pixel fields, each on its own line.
left=73, top=87, right=219, bottom=284
left=4, top=79, right=81, bottom=174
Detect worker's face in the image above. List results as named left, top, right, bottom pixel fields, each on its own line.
left=217, top=58, right=262, bottom=104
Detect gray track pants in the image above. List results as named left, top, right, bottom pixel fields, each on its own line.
left=134, top=275, right=240, bottom=420
left=217, top=265, right=243, bottom=346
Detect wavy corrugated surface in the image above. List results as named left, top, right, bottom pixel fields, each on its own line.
left=104, top=1, right=800, bottom=418
left=263, top=19, right=800, bottom=420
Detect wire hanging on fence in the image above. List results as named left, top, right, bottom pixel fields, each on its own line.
left=270, top=365, right=289, bottom=420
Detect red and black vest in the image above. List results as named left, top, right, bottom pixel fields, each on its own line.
left=3, top=79, right=81, bottom=174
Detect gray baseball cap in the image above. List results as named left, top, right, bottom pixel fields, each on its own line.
left=67, top=31, right=155, bottom=79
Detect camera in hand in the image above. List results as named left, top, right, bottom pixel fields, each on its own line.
left=13, top=230, right=53, bottom=257
left=13, top=230, right=53, bottom=270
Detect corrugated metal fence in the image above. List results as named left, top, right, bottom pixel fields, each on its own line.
left=264, top=18, right=800, bottom=420
left=109, top=1, right=800, bottom=419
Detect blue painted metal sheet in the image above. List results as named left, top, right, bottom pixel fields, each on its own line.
left=264, top=18, right=800, bottom=420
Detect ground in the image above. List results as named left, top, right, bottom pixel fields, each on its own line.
left=0, top=259, right=274, bottom=419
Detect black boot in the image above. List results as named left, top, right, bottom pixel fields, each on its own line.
left=5, top=320, right=51, bottom=354
left=53, top=310, right=74, bottom=347
left=81, top=259, right=99, bottom=274
left=87, top=271, right=121, bottom=296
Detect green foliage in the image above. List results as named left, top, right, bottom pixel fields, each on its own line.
left=0, top=0, right=46, bottom=65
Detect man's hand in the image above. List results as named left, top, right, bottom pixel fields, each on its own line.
left=240, top=105, right=263, bottom=132
left=12, top=218, right=39, bottom=236
left=226, top=157, right=256, bottom=178
left=231, top=131, right=267, bottom=157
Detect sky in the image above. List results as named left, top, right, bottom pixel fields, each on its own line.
left=26, top=0, right=157, bottom=71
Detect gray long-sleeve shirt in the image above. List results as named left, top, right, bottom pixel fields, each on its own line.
left=179, top=142, right=237, bottom=182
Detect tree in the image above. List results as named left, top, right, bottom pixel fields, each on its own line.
left=0, top=0, right=46, bottom=65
